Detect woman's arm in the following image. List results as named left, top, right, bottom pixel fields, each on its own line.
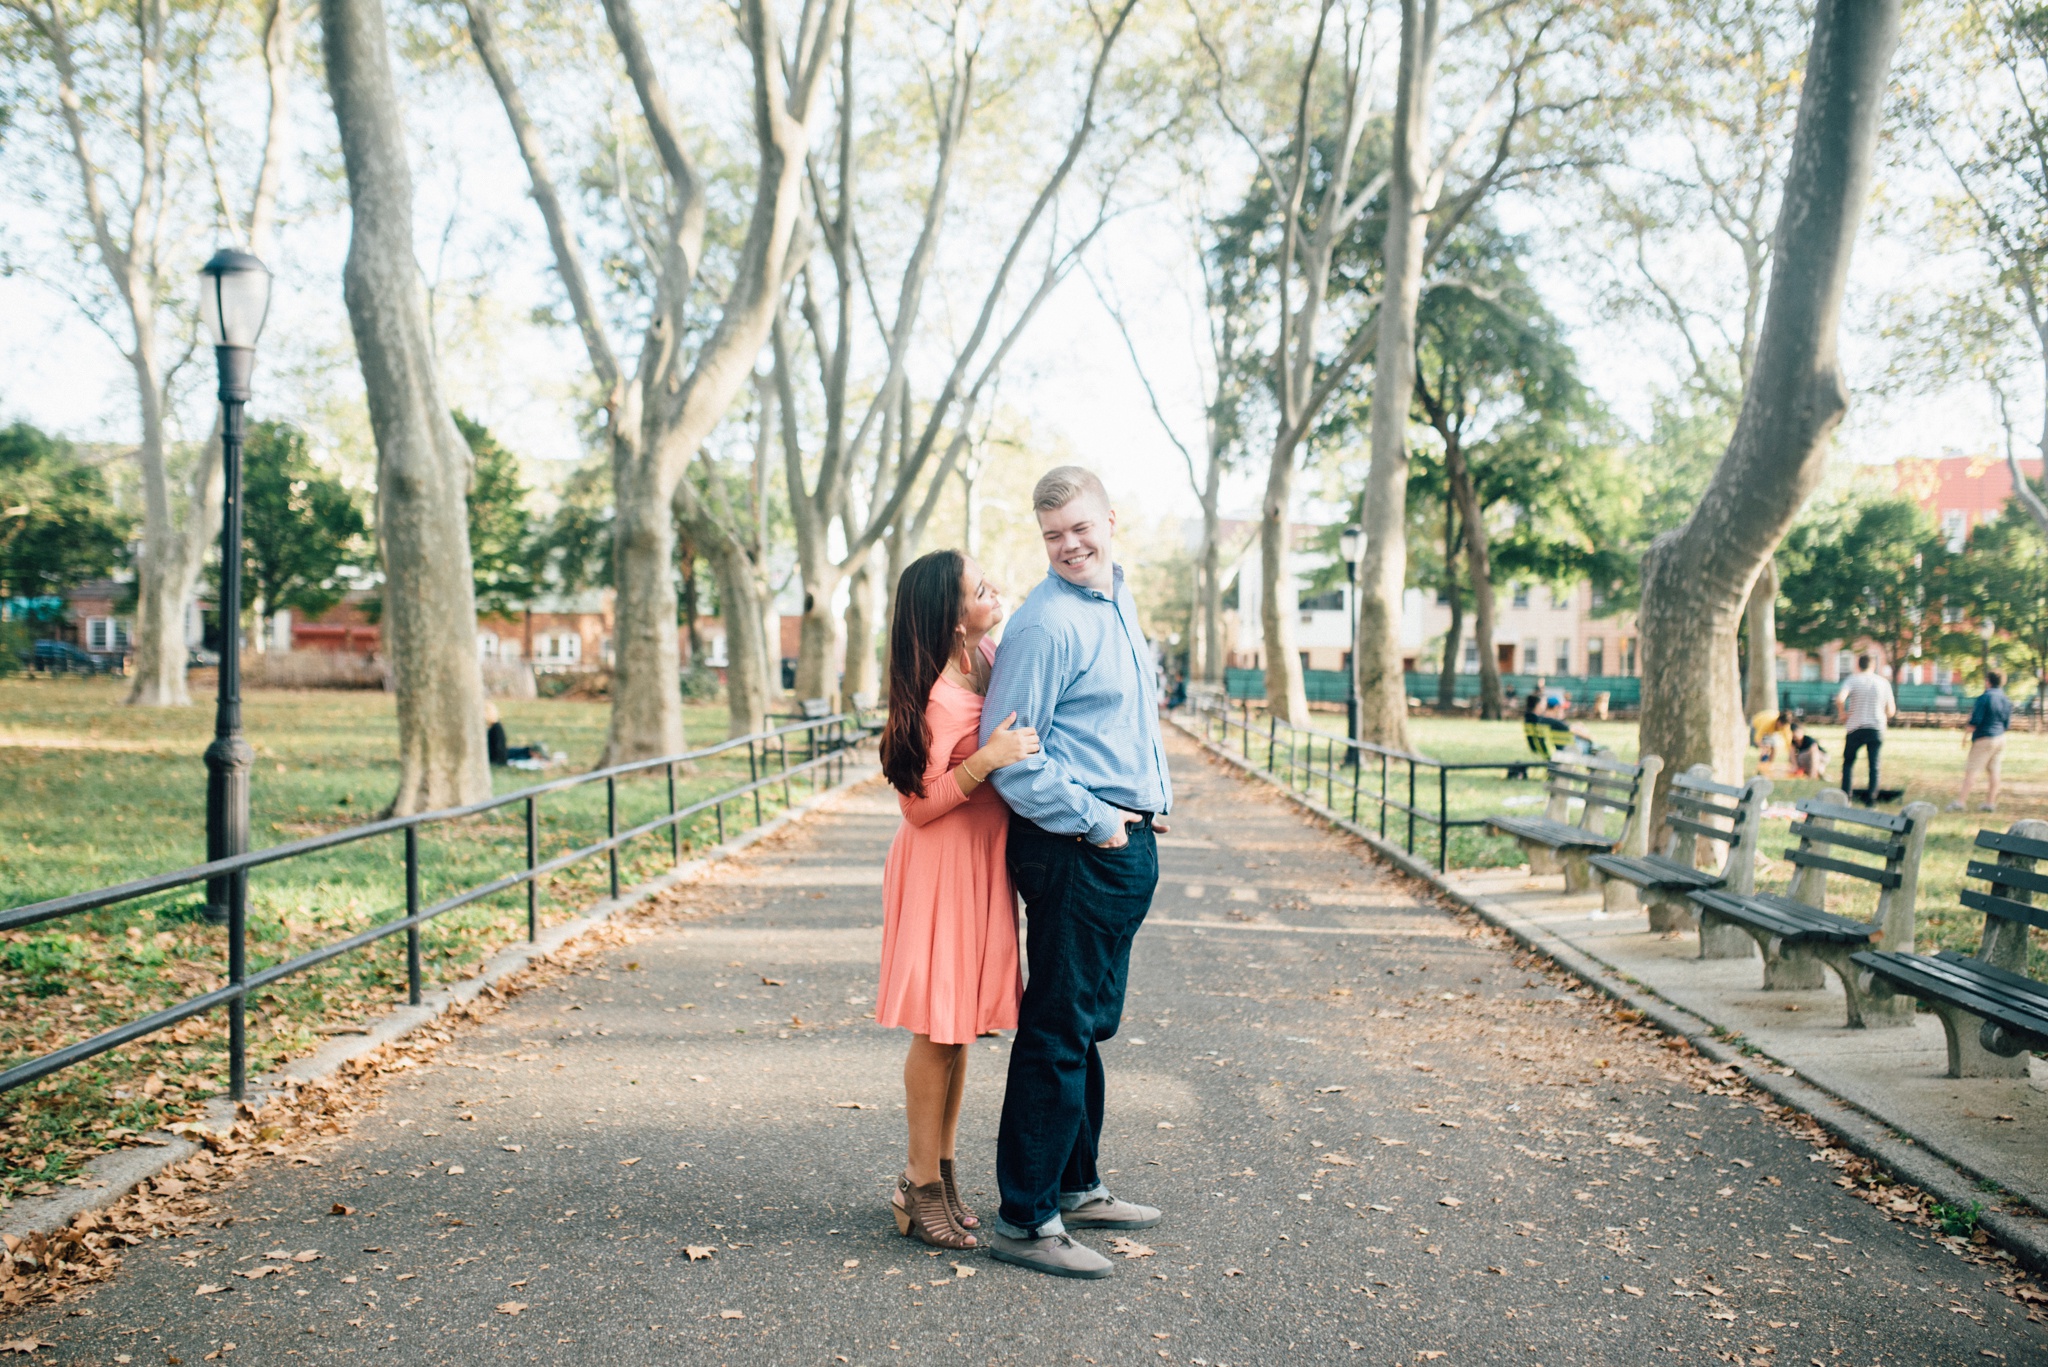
left=898, top=707, right=1037, bottom=827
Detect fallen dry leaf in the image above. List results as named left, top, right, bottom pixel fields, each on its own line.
left=0, top=1340, right=49, bottom=1354
left=620, top=1158, right=641, bottom=1167
left=1438, top=1198, right=1463, bottom=1208
left=446, top=1166, right=465, bottom=1175
left=843, top=1259, right=860, bottom=1269
left=501, top=1145, right=522, bottom=1153
left=292, top=1250, right=320, bottom=1263
left=832, top=1101, right=865, bottom=1109
left=232, top=1267, right=282, bottom=1281
left=1109, top=1237, right=1155, bottom=1259
left=759, top=977, right=784, bottom=986
left=330, top=1204, right=355, bottom=1217
left=496, top=1302, right=526, bottom=1316
left=719, top=1309, right=744, bottom=1320
left=194, top=1283, right=225, bottom=1296
left=1323, top=1154, right=1357, bottom=1167
left=1223, top=1267, right=1243, bottom=1277
left=1622, top=1285, right=1644, bottom=1297
left=686, top=1246, right=715, bottom=1261
left=950, top=1262, right=976, bottom=1279
left=1315, top=1085, right=1347, bottom=1094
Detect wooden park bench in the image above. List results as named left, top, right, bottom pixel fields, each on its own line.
left=1588, top=764, right=1772, bottom=924
left=1688, top=791, right=1935, bottom=1028
left=1486, top=751, right=1663, bottom=893
left=1853, top=821, right=2048, bottom=1077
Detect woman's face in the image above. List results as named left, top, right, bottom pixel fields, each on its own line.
left=958, top=556, right=1005, bottom=639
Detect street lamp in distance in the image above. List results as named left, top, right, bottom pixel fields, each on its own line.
left=198, top=249, right=271, bottom=930
left=1339, top=523, right=1365, bottom=758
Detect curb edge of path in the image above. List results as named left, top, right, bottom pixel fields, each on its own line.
left=2, top=760, right=883, bottom=1245
left=1170, top=715, right=2048, bottom=1277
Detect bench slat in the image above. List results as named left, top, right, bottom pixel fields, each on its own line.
left=1671, top=794, right=1743, bottom=821
left=1691, top=890, right=1877, bottom=943
left=1785, top=848, right=1902, bottom=889
left=1590, top=853, right=1720, bottom=890
left=1960, top=887, right=2048, bottom=933
left=1668, top=815, right=1736, bottom=845
left=1853, top=951, right=2048, bottom=1042
left=1977, top=828, right=2048, bottom=862
left=1796, top=801, right=1912, bottom=833
left=1933, top=949, right=2048, bottom=1001
left=1672, top=774, right=1747, bottom=798
left=1964, top=859, right=2048, bottom=898
left=1488, top=816, right=1618, bottom=851
left=1788, top=822, right=1905, bottom=860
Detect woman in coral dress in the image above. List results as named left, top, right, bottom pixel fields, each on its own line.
left=877, top=549, right=1036, bottom=1250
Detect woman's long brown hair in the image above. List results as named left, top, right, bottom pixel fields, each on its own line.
left=880, top=549, right=966, bottom=797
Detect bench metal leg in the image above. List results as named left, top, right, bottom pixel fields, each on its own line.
left=1696, top=909, right=1758, bottom=961
left=1644, top=892, right=1694, bottom=935
left=1599, top=876, right=1640, bottom=915
left=1761, top=941, right=1827, bottom=991
left=1562, top=852, right=1593, bottom=893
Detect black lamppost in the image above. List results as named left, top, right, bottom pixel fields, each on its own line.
left=199, top=249, right=271, bottom=928
left=1339, top=523, right=1365, bottom=757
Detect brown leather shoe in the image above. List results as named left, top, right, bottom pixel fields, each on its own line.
left=892, top=1172, right=976, bottom=1249
left=938, top=1158, right=979, bottom=1230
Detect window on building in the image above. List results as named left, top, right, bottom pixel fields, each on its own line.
left=1590, top=587, right=1606, bottom=611
left=1555, top=639, right=1572, bottom=676
left=1435, top=586, right=1450, bottom=606
left=85, top=617, right=130, bottom=653
left=1511, top=583, right=1530, bottom=609
left=1298, top=588, right=1345, bottom=611
left=477, top=631, right=500, bottom=659
left=537, top=632, right=581, bottom=662
left=1586, top=639, right=1604, bottom=677
left=1942, top=509, right=1967, bottom=553
left=1521, top=637, right=1539, bottom=672
left=1835, top=650, right=1854, bottom=679
left=1461, top=638, right=1479, bottom=674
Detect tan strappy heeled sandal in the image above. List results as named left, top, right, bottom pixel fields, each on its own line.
left=893, top=1172, right=976, bottom=1249
left=938, top=1157, right=979, bottom=1231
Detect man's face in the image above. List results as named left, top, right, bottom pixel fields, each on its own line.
left=1038, top=492, right=1117, bottom=590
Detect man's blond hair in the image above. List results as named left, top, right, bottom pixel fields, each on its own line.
left=1032, top=464, right=1110, bottom=514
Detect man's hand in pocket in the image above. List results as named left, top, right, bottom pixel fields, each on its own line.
left=1094, top=811, right=1145, bottom=849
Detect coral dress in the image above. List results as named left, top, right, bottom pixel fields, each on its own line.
left=877, top=637, right=1021, bottom=1044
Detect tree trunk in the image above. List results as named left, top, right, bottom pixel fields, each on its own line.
left=1437, top=493, right=1460, bottom=708
left=1743, top=556, right=1780, bottom=718
left=1354, top=0, right=1441, bottom=751
left=707, top=534, right=774, bottom=737
left=1638, top=0, right=1901, bottom=827
left=793, top=567, right=844, bottom=708
left=1258, top=425, right=1310, bottom=723
left=1443, top=434, right=1504, bottom=720
left=1197, top=452, right=1225, bottom=684
left=612, top=453, right=687, bottom=756
left=842, top=551, right=881, bottom=704
left=323, top=0, right=491, bottom=815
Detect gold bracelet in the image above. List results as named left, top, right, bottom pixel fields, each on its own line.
left=962, top=762, right=985, bottom=785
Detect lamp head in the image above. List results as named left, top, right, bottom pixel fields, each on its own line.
left=1339, top=524, right=1365, bottom=567
left=199, top=248, right=272, bottom=350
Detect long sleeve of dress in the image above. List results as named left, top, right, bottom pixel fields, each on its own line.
left=898, top=700, right=975, bottom=828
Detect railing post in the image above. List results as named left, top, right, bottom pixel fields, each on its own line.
left=227, top=866, right=247, bottom=1100
left=405, top=825, right=422, bottom=1007
left=780, top=734, right=793, bottom=809
left=1266, top=715, right=1278, bottom=772
left=1438, top=765, right=1449, bottom=872
left=1379, top=752, right=1389, bottom=838
left=1406, top=759, right=1417, bottom=854
left=1242, top=699, right=1251, bottom=759
left=1325, top=738, right=1335, bottom=809
left=606, top=775, right=620, bottom=900
left=750, top=740, right=763, bottom=825
left=667, top=761, right=680, bottom=865
left=1350, top=743, right=1361, bottom=823
left=525, top=796, right=538, bottom=942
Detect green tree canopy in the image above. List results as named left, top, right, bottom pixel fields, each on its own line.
left=1776, top=493, right=1955, bottom=670
left=1951, top=500, right=2048, bottom=690
left=236, top=421, right=369, bottom=622
left=455, top=413, right=541, bottom=616
left=0, top=421, right=130, bottom=600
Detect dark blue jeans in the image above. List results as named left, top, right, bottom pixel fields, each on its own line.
left=995, top=814, right=1159, bottom=1233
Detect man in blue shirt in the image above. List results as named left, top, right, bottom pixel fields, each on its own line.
left=1950, top=667, right=2013, bottom=813
left=980, top=465, right=1172, bottom=1279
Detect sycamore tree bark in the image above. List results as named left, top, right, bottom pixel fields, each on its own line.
left=10, top=0, right=295, bottom=705
left=1637, top=0, right=1901, bottom=824
left=1354, top=0, right=1442, bottom=750
left=1417, top=364, right=1504, bottom=718
left=466, top=0, right=845, bottom=763
left=1743, top=556, right=1780, bottom=717
left=1435, top=493, right=1461, bottom=707
left=324, top=0, right=490, bottom=815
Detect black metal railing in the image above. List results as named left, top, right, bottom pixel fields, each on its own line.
left=0, top=713, right=869, bottom=1101
left=1187, top=692, right=1530, bottom=872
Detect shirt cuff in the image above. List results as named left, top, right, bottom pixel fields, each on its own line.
left=1084, top=801, right=1125, bottom=846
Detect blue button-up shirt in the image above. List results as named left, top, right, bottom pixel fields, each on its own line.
left=981, top=565, right=1172, bottom=844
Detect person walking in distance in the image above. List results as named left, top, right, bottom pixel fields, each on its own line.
left=1834, top=654, right=1895, bottom=805
left=979, top=465, right=1172, bottom=1280
left=1949, top=667, right=2013, bottom=814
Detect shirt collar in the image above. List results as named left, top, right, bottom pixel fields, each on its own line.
left=1045, top=563, right=1124, bottom=603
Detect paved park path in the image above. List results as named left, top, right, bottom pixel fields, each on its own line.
left=14, top=731, right=2046, bottom=1365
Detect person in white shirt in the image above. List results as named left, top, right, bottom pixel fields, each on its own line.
left=1833, top=654, right=1896, bottom=805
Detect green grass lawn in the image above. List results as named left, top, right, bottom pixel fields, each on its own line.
left=1198, top=703, right=2048, bottom=978
left=0, top=678, right=837, bottom=1199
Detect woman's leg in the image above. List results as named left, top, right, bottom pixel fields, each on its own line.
left=939, top=1039, right=970, bottom=1162
left=904, top=1035, right=963, bottom=1186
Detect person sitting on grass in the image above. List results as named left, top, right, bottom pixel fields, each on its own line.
left=1752, top=707, right=1795, bottom=774
left=484, top=703, right=553, bottom=769
left=1788, top=718, right=1826, bottom=780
